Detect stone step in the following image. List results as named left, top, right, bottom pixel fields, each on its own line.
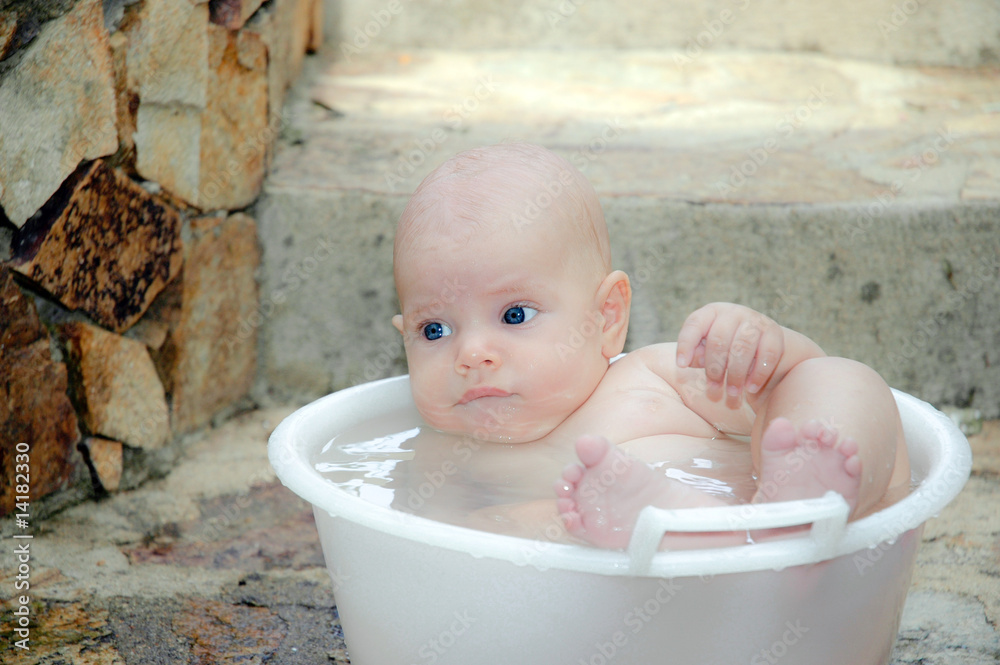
left=255, top=49, right=1000, bottom=417
left=327, top=0, right=1000, bottom=67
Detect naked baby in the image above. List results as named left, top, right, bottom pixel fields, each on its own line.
left=391, top=142, right=911, bottom=549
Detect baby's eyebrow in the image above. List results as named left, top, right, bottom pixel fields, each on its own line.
left=402, top=281, right=542, bottom=321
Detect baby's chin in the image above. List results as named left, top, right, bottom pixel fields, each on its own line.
left=423, top=413, right=558, bottom=445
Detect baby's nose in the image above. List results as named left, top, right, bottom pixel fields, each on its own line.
left=456, top=335, right=501, bottom=372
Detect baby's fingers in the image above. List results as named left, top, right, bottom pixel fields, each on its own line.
left=724, top=319, right=764, bottom=396
left=745, top=325, right=784, bottom=394
left=675, top=306, right=717, bottom=368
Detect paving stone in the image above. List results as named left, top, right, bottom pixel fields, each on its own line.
left=174, top=597, right=286, bottom=664
left=271, top=604, right=347, bottom=665
left=0, top=0, right=118, bottom=227
left=124, top=482, right=325, bottom=571
left=0, top=337, right=80, bottom=516
left=891, top=590, right=1000, bottom=664
left=8, top=160, right=183, bottom=333
left=60, top=321, right=170, bottom=451
left=78, top=436, right=124, bottom=493
left=222, top=571, right=336, bottom=609
left=0, top=599, right=124, bottom=665
left=153, top=213, right=259, bottom=433
left=106, top=597, right=191, bottom=665
left=209, top=0, right=267, bottom=30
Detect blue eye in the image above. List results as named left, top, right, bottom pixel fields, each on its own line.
left=503, top=306, right=538, bottom=325
left=422, top=322, right=452, bottom=340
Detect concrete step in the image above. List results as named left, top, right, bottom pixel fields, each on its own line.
left=254, top=49, right=1000, bottom=417
left=326, top=0, right=1000, bottom=67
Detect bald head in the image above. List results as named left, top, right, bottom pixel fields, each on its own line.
left=393, top=143, right=612, bottom=286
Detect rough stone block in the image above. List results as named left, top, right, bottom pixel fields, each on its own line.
left=0, top=336, right=81, bottom=517
left=78, top=436, right=123, bottom=492
left=198, top=23, right=269, bottom=210
left=126, top=0, right=209, bottom=108
left=61, top=321, right=170, bottom=450
left=0, top=0, right=118, bottom=227
left=9, top=160, right=182, bottom=333
left=109, top=30, right=138, bottom=169
left=0, top=11, right=19, bottom=60
left=209, top=0, right=267, bottom=30
left=307, top=0, right=323, bottom=52
left=154, top=214, right=260, bottom=433
left=245, top=0, right=315, bottom=157
left=131, top=3, right=269, bottom=210
left=0, top=264, right=44, bottom=349
left=130, top=0, right=209, bottom=203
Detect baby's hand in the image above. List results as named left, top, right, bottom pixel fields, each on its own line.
left=675, top=302, right=784, bottom=399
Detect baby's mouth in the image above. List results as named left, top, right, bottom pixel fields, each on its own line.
left=458, top=386, right=512, bottom=404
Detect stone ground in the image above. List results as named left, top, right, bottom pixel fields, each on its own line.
left=1, top=405, right=997, bottom=663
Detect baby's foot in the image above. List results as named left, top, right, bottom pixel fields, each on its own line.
left=554, top=435, right=681, bottom=549
left=753, top=417, right=862, bottom=514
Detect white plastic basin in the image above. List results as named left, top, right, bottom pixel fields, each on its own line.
left=269, top=376, right=971, bottom=665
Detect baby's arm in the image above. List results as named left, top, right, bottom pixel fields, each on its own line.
left=666, top=302, right=907, bottom=518
left=674, top=302, right=826, bottom=414
left=635, top=303, right=823, bottom=432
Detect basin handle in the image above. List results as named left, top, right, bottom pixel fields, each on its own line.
left=627, top=491, right=850, bottom=575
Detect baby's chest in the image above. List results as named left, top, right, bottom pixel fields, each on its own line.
left=562, top=381, right=717, bottom=445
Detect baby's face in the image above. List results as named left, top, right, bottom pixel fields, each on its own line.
left=393, top=220, right=611, bottom=444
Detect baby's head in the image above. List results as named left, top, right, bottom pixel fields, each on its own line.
left=392, top=143, right=631, bottom=443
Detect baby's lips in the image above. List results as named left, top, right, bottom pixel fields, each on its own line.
left=458, top=386, right=511, bottom=404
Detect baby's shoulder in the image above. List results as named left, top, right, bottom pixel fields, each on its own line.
left=604, top=343, right=682, bottom=390
left=614, top=343, right=680, bottom=374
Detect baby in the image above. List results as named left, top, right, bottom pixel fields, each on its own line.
left=391, top=142, right=910, bottom=549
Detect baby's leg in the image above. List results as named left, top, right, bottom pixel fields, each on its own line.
left=751, top=357, right=910, bottom=519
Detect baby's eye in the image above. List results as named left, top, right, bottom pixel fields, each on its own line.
left=422, top=322, right=452, bottom=340
left=503, top=306, right=538, bottom=325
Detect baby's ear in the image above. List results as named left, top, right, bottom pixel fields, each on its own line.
left=392, top=314, right=405, bottom=334
left=597, top=270, right=631, bottom=358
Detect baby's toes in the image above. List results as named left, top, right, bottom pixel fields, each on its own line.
left=801, top=419, right=838, bottom=448
left=841, top=437, right=862, bottom=477
left=554, top=479, right=572, bottom=498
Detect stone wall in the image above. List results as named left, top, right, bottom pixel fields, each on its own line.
left=0, top=0, right=322, bottom=515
